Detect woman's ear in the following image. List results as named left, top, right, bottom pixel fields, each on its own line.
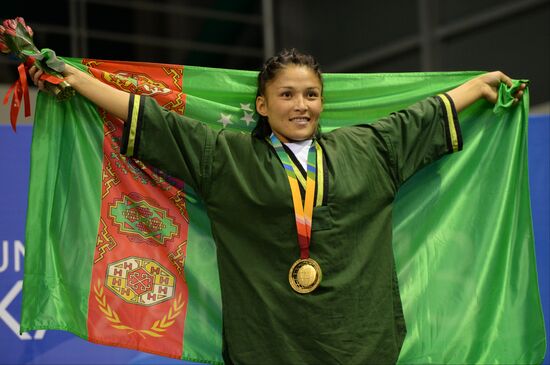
left=256, top=95, right=268, bottom=117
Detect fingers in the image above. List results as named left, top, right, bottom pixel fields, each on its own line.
left=513, top=86, right=525, bottom=104
left=491, top=72, right=527, bottom=104
left=495, top=71, right=513, bottom=88
left=504, top=76, right=513, bottom=88
left=515, top=89, right=524, bottom=98
left=28, top=65, right=45, bottom=90
left=514, top=83, right=527, bottom=103
left=487, top=71, right=513, bottom=88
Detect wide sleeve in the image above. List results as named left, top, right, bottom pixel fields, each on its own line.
left=120, top=94, right=217, bottom=195
left=372, top=93, right=462, bottom=187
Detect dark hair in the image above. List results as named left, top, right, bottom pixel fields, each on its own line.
left=252, top=48, right=323, bottom=139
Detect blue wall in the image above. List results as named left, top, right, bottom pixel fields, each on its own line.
left=529, top=115, right=550, bottom=365
left=1, top=118, right=548, bottom=364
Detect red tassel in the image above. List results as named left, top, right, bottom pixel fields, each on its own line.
left=3, top=60, right=67, bottom=132
left=3, top=63, right=30, bottom=132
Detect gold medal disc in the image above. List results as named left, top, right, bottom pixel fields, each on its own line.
left=289, top=258, right=322, bottom=294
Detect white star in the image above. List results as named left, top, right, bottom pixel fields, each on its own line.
left=217, top=113, right=233, bottom=128
left=240, top=111, right=256, bottom=126
left=240, top=103, right=253, bottom=112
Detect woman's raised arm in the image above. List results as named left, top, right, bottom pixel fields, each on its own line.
left=446, top=71, right=526, bottom=112
left=29, top=63, right=130, bottom=121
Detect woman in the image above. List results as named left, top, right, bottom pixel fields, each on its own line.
left=30, top=49, right=525, bottom=364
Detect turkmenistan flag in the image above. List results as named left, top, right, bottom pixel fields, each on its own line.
left=20, top=58, right=546, bottom=364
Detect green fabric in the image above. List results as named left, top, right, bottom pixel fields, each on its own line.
left=183, top=185, right=223, bottom=362
left=20, top=59, right=546, bottom=365
left=494, top=79, right=529, bottom=114
left=20, top=48, right=66, bottom=73
left=21, top=92, right=104, bottom=337
left=394, top=86, right=544, bottom=364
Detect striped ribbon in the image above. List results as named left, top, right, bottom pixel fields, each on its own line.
left=269, top=135, right=321, bottom=259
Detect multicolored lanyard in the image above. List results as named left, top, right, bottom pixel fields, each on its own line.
left=269, top=134, right=319, bottom=259
left=269, top=134, right=325, bottom=293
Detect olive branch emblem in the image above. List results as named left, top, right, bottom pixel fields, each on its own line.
left=94, top=279, right=184, bottom=338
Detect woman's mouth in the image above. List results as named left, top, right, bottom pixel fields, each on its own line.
left=289, top=116, right=310, bottom=124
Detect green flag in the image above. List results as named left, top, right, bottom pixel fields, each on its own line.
left=21, top=57, right=546, bottom=364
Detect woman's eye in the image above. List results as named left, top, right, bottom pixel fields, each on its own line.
left=308, top=91, right=319, bottom=98
left=281, top=91, right=291, bottom=98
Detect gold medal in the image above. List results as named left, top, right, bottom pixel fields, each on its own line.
left=289, top=258, right=322, bottom=294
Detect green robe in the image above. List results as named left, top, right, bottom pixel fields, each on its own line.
left=121, top=93, right=462, bottom=364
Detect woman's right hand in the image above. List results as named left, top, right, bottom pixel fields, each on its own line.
left=28, top=65, right=46, bottom=91
left=28, top=62, right=130, bottom=121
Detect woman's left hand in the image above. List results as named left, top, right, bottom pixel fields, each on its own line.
left=447, top=71, right=527, bottom=112
left=476, top=71, right=526, bottom=104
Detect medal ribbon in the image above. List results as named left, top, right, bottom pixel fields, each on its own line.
left=269, top=135, right=321, bottom=259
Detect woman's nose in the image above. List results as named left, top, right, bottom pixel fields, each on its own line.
left=294, top=96, right=307, bottom=111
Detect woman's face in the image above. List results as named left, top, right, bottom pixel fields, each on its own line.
left=256, top=65, right=323, bottom=143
